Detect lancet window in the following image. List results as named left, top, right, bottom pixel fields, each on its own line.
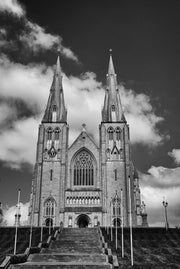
left=115, top=127, right=121, bottom=141
left=107, top=127, right=114, bottom=140
left=44, top=198, right=56, bottom=217
left=112, top=197, right=121, bottom=216
left=47, top=127, right=53, bottom=140
left=54, top=127, right=60, bottom=140
left=73, top=150, right=94, bottom=186
left=47, top=127, right=53, bottom=149
left=54, top=127, right=60, bottom=148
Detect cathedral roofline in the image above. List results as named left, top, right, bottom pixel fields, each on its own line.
left=68, top=128, right=99, bottom=150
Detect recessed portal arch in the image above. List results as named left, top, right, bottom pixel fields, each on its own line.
left=77, top=214, right=90, bottom=228
left=45, top=218, right=53, bottom=227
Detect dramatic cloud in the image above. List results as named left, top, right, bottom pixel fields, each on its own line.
left=19, top=21, right=60, bottom=53
left=0, top=54, right=165, bottom=168
left=0, top=0, right=25, bottom=17
left=0, top=1, right=78, bottom=61
left=140, top=166, right=180, bottom=227
left=4, top=202, right=29, bottom=226
left=120, top=87, right=164, bottom=145
left=0, top=54, right=52, bottom=112
left=168, top=149, right=180, bottom=165
left=0, top=103, right=17, bottom=125
left=0, top=117, right=38, bottom=169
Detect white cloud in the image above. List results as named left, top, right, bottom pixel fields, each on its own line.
left=120, top=87, right=164, bottom=145
left=140, top=166, right=180, bottom=189
left=0, top=54, right=166, bottom=168
left=4, top=202, right=29, bottom=226
left=0, top=54, right=52, bottom=112
left=0, top=0, right=25, bottom=17
left=0, top=117, right=39, bottom=169
left=61, top=46, right=78, bottom=62
left=0, top=1, right=78, bottom=61
left=140, top=166, right=180, bottom=227
left=0, top=103, right=17, bottom=124
left=19, top=20, right=78, bottom=60
left=168, top=149, right=180, bottom=165
left=19, top=21, right=59, bottom=53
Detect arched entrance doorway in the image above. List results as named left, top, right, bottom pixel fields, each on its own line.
left=113, top=218, right=121, bottom=227
left=45, top=218, right=53, bottom=227
left=77, top=214, right=89, bottom=228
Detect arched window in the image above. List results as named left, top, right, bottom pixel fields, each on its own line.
left=44, top=198, right=56, bottom=217
left=112, top=197, right=121, bottom=216
left=54, top=127, right=60, bottom=140
left=54, top=127, right=60, bottom=149
left=107, top=127, right=114, bottom=140
left=47, top=127, right=53, bottom=140
left=115, top=127, right=121, bottom=141
left=73, top=150, right=94, bottom=186
left=47, top=127, right=53, bottom=149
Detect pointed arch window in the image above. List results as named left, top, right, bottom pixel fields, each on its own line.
left=73, top=150, right=94, bottom=186
left=47, top=127, right=53, bottom=140
left=107, top=127, right=114, bottom=140
left=54, top=127, right=60, bottom=148
left=115, top=127, right=121, bottom=141
left=44, top=198, right=56, bottom=217
left=112, top=197, right=121, bottom=216
left=47, top=127, right=53, bottom=149
left=54, top=127, right=60, bottom=140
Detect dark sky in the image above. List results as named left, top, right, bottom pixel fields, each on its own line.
left=0, top=0, right=180, bottom=226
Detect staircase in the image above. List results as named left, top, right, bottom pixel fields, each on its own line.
left=11, top=228, right=114, bottom=268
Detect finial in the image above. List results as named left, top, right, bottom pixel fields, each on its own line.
left=57, top=47, right=60, bottom=56
left=109, top=48, right=112, bottom=55
left=82, top=123, right=86, bottom=132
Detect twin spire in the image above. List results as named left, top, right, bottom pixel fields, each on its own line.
left=42, top=49, right=125, bottom=124
left=42, top=51, right=67, bottom=123
left=102, top=50, right=125, bottom=122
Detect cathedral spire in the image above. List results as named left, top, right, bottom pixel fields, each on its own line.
left=42, top=50, right=67, bottom=123
left=102, top=50, right=125, bottom=122
left=108, top=49, right=115, bottom=75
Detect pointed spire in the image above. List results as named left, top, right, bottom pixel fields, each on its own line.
left=42, top=50, right=67, bottom=123
left=55, top=52, right=61, bottom=77
left=108, top=49, right=116, bottom=75
left=102, top=50, right=125, bottom=122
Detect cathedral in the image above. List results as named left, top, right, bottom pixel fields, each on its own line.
left=29, top=52, right=148, bottom=228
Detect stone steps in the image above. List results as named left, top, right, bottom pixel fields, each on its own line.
left=42, top=246, right=102, bottom=254
left=29, top=253, right=107, bottom=263
left=10, top=228, right=114, bottom=269
left=12, top=262, right=112, bottom=269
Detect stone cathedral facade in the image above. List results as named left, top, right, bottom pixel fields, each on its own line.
left=29, top=53, right=148, bottom=228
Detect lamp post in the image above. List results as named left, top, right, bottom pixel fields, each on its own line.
left=110, top=198, right=113, bottom=241
left=121, top=188, right=124, bottom=258
left=128, top=175, right=134, bottom=266
left=115, top=191, right=118, bottom=250
left=14, top=189, right=21, bottom=255
left=162, top=198, right=169, bottom=230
